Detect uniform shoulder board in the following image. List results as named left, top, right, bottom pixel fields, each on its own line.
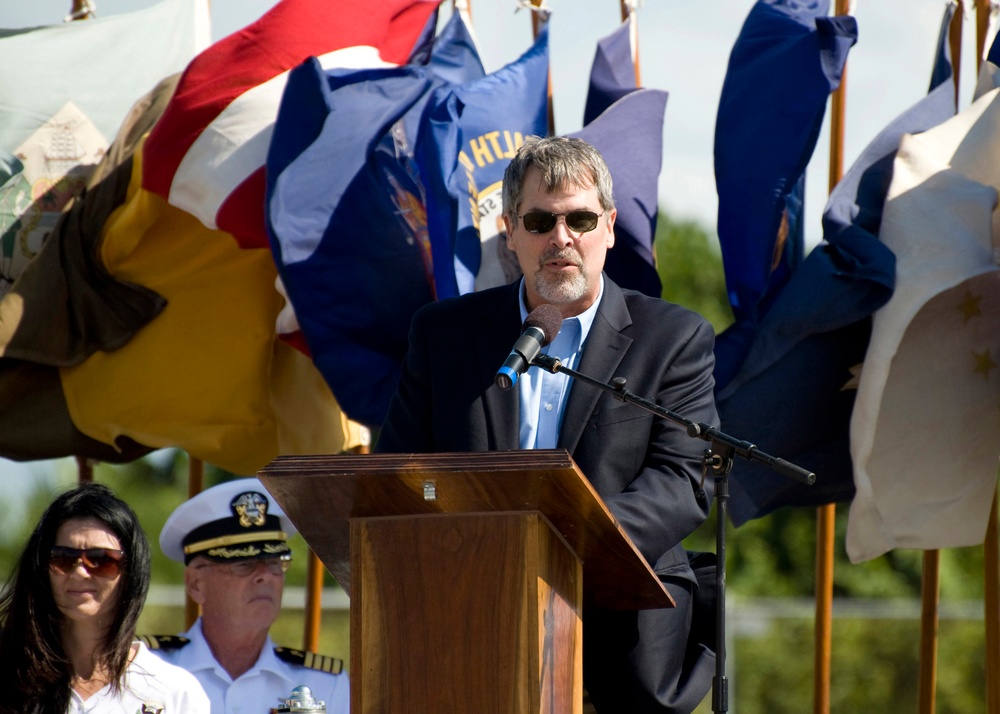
left=138, top=635, right=190, bottom=651
left=273, top=646, right=344, bottom=675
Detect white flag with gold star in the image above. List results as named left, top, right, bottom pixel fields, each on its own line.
left=847, top=88, right=1000, bottom=563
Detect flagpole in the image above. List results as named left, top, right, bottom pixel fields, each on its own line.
left=917, top=549, right=941, bottom=714
left=975, top=4, right=1000, bottom=709
left=976, top=0, right=994, bottom=65
left=816, top=0, right=849, bottom=708
left=75, top=456, right=94, bottom=482
left=620, top=1, right=642, bottom=85
left=813, top=3, right=850, bottom=711
left=914, top=8, right=969, bottom=712
left=185, top=455, right=204, bottom=629
left=303, top=549, right=325, bottom=652
left=68, top=0, right=95, bottom=21
left=69, top=0, right=95, bottom=480
left=949, top=0, right=964, bottom=108
left=814, top=507, right=834, bottom=714
left=986, top=496, right=1000, bottom=714
left=529, top=0, right=555, bottom=134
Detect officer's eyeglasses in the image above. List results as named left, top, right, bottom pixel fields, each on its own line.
left=518, top=210, right=605, bottom=234
left=196, top=555, right=292, bottom=577
left=49, top=546, right=126, bottom=578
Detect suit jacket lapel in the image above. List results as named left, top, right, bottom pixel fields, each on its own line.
left=476, top=283, right=523, bottom=451
left=559, top=278, right=633, bottom=454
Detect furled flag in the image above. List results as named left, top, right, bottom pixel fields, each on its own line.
left=416, top=20, right=550, bottom=298
left=578, top=16, right=662, bottom=298
left=583, top=15, right=637, bottom=126
left=0, top=0, right=210, bottom=295
left=927, top=0, right=959, bottom=93
left=0, top=77, right=359, bottom=474
left=847, top=87, right=1000, bottom=563
left=267, top=10, right=484, bottom=427
left=713, top=0, right=856, bottom=387
left=0, top=77, right=178, bottom=465
left=719, top=2, right=960, bottom=525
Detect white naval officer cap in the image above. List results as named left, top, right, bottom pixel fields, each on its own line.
left=160, top=477, right=297, bottom=564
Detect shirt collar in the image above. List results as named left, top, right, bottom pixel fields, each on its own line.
left=184, top=618, right=280, bottom=679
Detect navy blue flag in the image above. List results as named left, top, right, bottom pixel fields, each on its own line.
left=583, top=17, right=637, bottom=126
left=415, top=24, right=550, bottom=298
left=713, top=0, right=856, bottom=340
left=719, top=6, right=959, bottom=525
left=572, top=89, right=666, bottom=298
left=990, top=23, right=1000, bottom=66
left=577, top=18, right=663, bottom=298
left=266, top=12, right=485, bottom=427
left=927, top=1, right=958, bottom=93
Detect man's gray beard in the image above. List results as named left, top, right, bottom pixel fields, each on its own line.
left=534, top=266, right=588, bottom=305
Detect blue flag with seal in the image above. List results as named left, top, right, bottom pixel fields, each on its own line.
left=266, top=11, right=484, bottom=428
left=415, top=22, right=550, bottom=299
left=719, top=3, right=959, bottom=525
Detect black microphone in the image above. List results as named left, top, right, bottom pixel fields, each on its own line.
left=494, top=304, right=563, bottom=390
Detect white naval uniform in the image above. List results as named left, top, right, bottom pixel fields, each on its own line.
left=150, top=619, right=349, bottom=714
left=67, top=641, right=210, bottom=713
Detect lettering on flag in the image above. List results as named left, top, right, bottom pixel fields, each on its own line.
left=458, top=129, right=530, bottom=291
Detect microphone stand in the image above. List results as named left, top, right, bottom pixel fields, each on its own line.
left=531, top=354, right=815, bottom=714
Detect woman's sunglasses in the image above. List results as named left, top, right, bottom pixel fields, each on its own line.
left=518, top=210, right=605, bottom=234
left=49, top=546, right=126, bottom=578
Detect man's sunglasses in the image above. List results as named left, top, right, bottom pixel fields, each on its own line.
left=49, top=546, right=126, bottom=578
left=518, top=210, right=605, bottom=234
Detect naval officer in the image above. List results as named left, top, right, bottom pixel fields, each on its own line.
left=146, top=478, right=349, bottom=713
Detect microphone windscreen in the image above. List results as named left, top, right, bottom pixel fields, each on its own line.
left=524, top=304, right=563, bottom=347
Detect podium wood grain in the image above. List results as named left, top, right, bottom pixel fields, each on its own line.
left=259, top=449, right=671, bottom=610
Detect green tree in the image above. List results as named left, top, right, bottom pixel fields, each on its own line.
left=654, top=213, right=733, bottom=332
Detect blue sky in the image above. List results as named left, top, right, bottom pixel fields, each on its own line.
left=9, top=0, right=977, bottom=240
left=0, top=0, right=988, bottom=491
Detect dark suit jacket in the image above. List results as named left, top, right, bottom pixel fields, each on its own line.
left=376, top=276, right=718, bottom=586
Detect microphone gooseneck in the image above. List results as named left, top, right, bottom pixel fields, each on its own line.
left=494, top=304, right=563, bottom=390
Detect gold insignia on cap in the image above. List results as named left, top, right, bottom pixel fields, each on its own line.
left=183, top=530, right=287, bottom=556
left=232, top=492, right=268, bottom=528
left=208, top=545, right=262, bottom=559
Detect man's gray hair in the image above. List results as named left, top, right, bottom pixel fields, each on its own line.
left=502, top=136, right=615, bottom=225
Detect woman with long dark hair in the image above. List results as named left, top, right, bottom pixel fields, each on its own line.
left=0, top=482, right=209, bottom=713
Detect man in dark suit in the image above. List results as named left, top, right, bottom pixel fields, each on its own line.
left=377, top=135, right=717, bottom=713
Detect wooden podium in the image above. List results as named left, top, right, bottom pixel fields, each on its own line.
left=258, top=449, right=672, bottom=714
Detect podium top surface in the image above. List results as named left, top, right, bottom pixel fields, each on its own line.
left=258, top=450, right=672, bottom=610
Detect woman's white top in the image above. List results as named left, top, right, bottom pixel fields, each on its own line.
left=66, top=641, right=210, bottom=713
